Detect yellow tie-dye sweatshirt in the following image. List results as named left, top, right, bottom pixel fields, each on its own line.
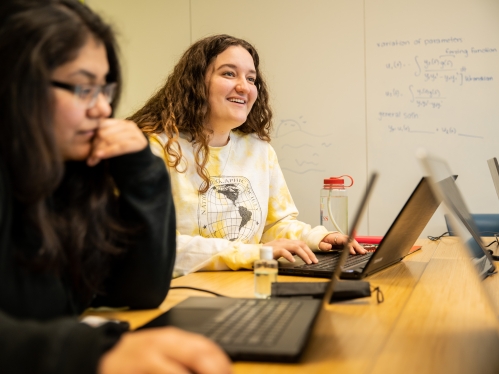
left=150, top=131, right=331, bottom=277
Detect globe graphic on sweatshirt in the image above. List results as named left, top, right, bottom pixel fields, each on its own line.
left=198, top=176, right=261, bottom=242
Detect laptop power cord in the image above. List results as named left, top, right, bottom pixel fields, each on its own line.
left=169, top=286, right=229, bottom=297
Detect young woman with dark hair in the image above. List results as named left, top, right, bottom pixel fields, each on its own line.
left=130, top=34, right=366, bottom=277
left=0, top=1, right=231, bottom=373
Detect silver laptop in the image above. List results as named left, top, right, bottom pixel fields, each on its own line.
left=487, top=157, right=499, bottom=200
left=139, top=174, right=378, bottom=362
left=419, top=151, right=495, bottom=279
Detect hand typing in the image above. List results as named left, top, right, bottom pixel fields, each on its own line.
left=263, top=238, right=318, bottom=264
left=319, top=233, right=366, bottom=255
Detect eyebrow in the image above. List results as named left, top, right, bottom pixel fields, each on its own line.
left=68, top=69, right=100, bottom=82
left=217, top=63, right=257, bottom=75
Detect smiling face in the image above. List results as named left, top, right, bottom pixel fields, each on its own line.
left=204, top=45, right=258, bottom=134
left=51, top=36, right=112, bottom=162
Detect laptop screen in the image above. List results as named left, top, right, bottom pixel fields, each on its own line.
left=487, top=157, right=499, bottom=201
left=419, top=152, right=495, bottom=279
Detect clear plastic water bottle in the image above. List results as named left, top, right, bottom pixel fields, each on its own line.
left=254, top=246, right=278, bottom=299
left=320, top=175, right=354, bottom=235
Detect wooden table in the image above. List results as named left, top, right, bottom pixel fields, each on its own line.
left=87, top=238, right=499, bottom=374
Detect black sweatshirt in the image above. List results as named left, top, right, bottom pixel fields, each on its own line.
left=0, top=146, right=176, bottom=373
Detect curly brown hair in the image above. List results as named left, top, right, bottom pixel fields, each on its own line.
left=129, top=34, right=273, bottom=192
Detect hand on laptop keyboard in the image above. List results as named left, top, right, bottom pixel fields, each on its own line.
left=99, top=327, right=232, bottom=374
left=319, top=234, right=367, bottom=255
left=264, top=238, right=319, bottom=264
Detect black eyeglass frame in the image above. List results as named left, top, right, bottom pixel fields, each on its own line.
left=50, top=80, right=117, bottom=108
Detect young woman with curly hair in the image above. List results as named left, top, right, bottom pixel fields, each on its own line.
left=130, top=34, right=366, bottom=277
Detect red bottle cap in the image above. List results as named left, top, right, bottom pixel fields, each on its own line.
left=324, top=175, right=354, bottom=187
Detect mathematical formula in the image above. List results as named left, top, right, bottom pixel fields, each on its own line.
left=375, top=37, right=496, bottom=138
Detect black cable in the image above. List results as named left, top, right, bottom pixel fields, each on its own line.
left=371, top=287, right=384, bottom=304
left=485, top=233, right=499, bottom=248
left=169, top=286, right=228, bottom=297
left=428, top=231, right=450, bottom=241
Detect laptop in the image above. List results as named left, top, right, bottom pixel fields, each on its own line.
left=487, top=157, right=499, bottom=200
left=419, top=151, right=495, bottom=279
left=139, top=173, right=378, bottom=362
left=279, top=177, right=441, bottom=279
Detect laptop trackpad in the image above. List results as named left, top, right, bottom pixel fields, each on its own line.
left=140, top=297, right=233, bottom=332
left=141, top=308, right=219, bottom=332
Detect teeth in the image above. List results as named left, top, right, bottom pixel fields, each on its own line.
left=228, top=98, right=245, bottom=104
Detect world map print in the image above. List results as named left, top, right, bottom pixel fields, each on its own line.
left=198, top=176, right=261, bottom=242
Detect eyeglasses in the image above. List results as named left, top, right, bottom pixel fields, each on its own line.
left=51, top=80, right=117, bottom=109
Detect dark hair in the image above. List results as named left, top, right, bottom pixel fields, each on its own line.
left=129, top=34, right=273, bottom=193
left=0, top=0, right=124, bottom=300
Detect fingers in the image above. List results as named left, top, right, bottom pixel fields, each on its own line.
left=266, top=239, right=318, bottom=264
left=318, top=241, right=333, bottom=251
left=289, top=242, right=317, bottom=264
left=156, top=327, right=232, bottom=374
left=349, top=245, right=357, bottom=255
left=274, top=247, right=297, bottom=263
left=145, top=356, right=191, bottom=374
left=87, top=119, right=148, bottom=166
left=98, top=327, right=232, bottom=374
left=303, top=246, right=319, bottom=263
left=321, top=233, right=343, bottom=247
left=321, top=234, right=367, bottom=255
left=349, top=239, right=367, bottom=255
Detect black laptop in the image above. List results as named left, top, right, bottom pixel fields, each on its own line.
left=279, top=177, right=442, bottom=279
left=139, top=174, right=378, bottom=362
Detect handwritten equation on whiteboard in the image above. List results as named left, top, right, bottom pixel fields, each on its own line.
left=374, top=36, right=497, bottom=138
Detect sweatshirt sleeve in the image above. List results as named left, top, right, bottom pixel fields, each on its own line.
left=92, top=143, right=176, bottom=309
left=260, top=147, right=334, bottom=248
left=174, top=232, right=261, bottom=277
left=0, top=309, right=126, bottom=374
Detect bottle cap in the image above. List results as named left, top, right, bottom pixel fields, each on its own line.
left=323, top=175, right=354, bottom=187
left=260, top=246, right=273, bottom=260
left=324, top=177, right=345, bottom=185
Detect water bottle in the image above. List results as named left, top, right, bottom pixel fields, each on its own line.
left=320, top=175, right=354, bottom=235
left=254, top=246, right=278, bottom=299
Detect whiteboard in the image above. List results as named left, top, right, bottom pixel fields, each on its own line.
left=365, top=0, right=499, bottom=236
left=190, top=0, right=499, bottom=237
left=97, top=0, right=499, bottom=237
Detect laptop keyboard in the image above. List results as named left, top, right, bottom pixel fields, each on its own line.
left=298, top=251, right=374, bottom=270
left=202, top=299, right=302, bottom=346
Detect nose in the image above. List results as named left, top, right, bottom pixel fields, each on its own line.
left=235, top=78, right=250, bottom=94
left=88, top=92, right=112, bottom=118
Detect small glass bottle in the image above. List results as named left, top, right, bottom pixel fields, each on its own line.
left=320, top=175, right=354, bottom=235
left=254, top=246, right=278, bottom=299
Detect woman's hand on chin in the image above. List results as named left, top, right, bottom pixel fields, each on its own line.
left=87, top=119, right=147, bottom=166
